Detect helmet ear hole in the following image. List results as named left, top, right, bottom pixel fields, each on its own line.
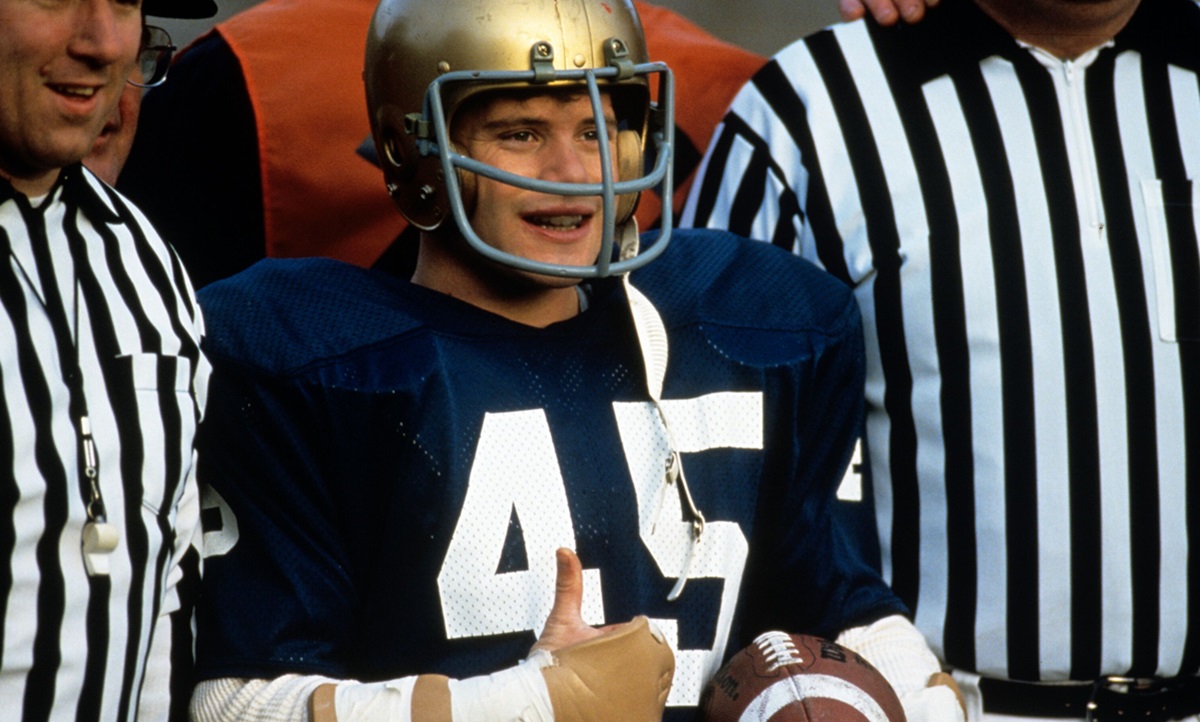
left=616, top=129, right=642, bottom=223
left=381, top=126, right=447, bottom=231
left=381, top=128, right=405, bottom=169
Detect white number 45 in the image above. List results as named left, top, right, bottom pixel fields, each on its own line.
left=437, top=392, right=762, bottom=706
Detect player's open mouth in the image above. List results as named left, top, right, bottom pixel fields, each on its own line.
left=526, top=214, right=586, bottom=230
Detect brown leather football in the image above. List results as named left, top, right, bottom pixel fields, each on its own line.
left=699, top=632, right=907, bottom=722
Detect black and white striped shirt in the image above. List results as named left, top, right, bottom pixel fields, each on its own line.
left=1, top=165, right=207, bottom=721
left=683, top=0, right=1200, bottom=682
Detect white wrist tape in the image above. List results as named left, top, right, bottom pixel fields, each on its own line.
left=333, top=677, right=417, bottom=722
left=331, top=651, right=555, bottom=722
left=449, top=650, right=555, bottom=722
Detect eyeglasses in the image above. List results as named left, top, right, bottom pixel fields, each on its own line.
left=128, top=25, right=176, bottom=89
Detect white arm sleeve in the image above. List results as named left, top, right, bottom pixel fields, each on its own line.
left=188, top=655, right=554, bottom=722
left=191, top=675, right=344, bottom=722
left=836, top=614, right=965, bottom=722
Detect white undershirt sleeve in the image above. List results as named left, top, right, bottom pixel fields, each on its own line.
left=836, top=614, right=965, bottom=722
left=191, top=674, right=344, bottom=722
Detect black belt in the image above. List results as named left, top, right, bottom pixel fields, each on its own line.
left=979, top=676, right=1200, bottom=721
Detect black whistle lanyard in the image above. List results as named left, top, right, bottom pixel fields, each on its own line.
left=7, top=190, right=117, bottom=577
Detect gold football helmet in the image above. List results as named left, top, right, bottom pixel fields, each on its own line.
left=364, top=0, right=675, bottom=278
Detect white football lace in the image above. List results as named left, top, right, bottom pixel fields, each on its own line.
left=754, top=632, right=804, bottom=672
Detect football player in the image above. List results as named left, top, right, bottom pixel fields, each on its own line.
left=188, top=0, right=962, bottom=720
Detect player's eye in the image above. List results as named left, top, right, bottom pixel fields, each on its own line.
left=582, top=124, right=617, bottom=143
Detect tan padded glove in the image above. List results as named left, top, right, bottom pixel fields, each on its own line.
left=543, top=616, right=675, bottom=722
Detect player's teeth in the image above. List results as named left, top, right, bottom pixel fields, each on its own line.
left=536, top=215, right=583, bottom=229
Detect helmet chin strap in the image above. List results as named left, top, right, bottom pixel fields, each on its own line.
left=622, top=273, right=706, bottom=603
left=616, top=217, right=641, bottom=262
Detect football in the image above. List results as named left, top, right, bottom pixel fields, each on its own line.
left=699, top=632, right=907, bottom=722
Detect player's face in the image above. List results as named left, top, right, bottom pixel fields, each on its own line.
left=0, top=0, right=142, bottom=195
left=452, top=89, right=619, bottom=286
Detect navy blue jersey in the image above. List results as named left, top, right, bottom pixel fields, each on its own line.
left=194, top=228, right=904, bottom=718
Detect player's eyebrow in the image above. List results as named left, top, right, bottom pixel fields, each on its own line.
left=481, top=111, right=617, bottom=129
left=478, top=115, right=552, bottom=132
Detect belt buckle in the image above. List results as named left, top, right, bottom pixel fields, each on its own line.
left=1086, top=676, right=1172, bottom=722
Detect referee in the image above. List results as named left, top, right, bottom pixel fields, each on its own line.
left=683, top=0, right=1200, bottom=720
left=1, top=0, right=214, bottom=720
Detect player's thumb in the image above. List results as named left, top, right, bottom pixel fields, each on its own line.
left=531, top=548, right=595, bottom=653
left=546, top=547, right=585, bottom=626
